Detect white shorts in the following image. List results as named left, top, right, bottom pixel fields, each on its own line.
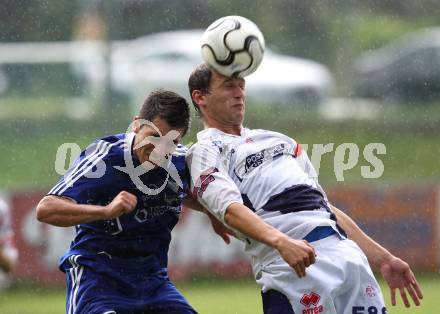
left=256, top=235, right=387, bottom=314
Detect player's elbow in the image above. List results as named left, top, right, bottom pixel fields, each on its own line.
left=36, top=196, right=74, bottom=227
left=223, top=203, right=242, bottom=228
left=35, top=196, right=53, bottom=223
left=223, top=208, right=233, bottom=226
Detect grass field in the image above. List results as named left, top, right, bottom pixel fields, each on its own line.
left=0, top=274, right=438, bottom=314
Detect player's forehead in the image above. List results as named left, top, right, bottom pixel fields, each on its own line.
left=211, top=71, right=245, bottom=87
left=138, top=117, right=165, bottom=135
left=139, top=117, right=183, bottom=141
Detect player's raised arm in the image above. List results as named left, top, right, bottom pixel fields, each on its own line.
left=330, top=204, right=423, bottom=307
left=36, top=191, right=137, bottom=227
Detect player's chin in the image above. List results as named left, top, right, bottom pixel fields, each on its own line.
left=233, top=110, right=245, bottom=122
left=139, top=154, right=158, bottom=169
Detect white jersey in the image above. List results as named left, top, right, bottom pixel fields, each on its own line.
left=186, top=127, right=342, bottom=272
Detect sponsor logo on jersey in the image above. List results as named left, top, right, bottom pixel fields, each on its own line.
left=134, top=205, right=181, bottom=222
left=300, top=292, right=323, bottom=314
left=234, top=143, right=292, bottom=179
left=193, top=167, right=219, bottom=198
left=245, top=150, right=265, bottom=172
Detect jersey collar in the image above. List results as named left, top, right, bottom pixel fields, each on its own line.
left=125, top=132, right=140, bottom=165
left=197, top=127, right=249, bottom=141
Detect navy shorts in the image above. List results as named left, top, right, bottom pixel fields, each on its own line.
left=61, top=254, right=196, bottom=314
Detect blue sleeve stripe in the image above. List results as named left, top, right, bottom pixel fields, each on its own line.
left=116, top=141, right=129, bottom=150
left=49, top=139, right=125, bottom=195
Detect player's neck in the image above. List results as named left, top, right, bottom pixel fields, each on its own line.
left=203, top=120, right=242, bottom=136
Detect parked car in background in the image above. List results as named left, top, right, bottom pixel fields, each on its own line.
left=0, top=30, right=334, bottom=109
left=109, top=30, right=334, bottom=108
left=352, top=27, right=440, bottom=102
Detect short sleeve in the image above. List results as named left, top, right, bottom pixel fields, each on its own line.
left=186, top=142, right=243, bottom=223
left=47, top=140, right=115, bottom=203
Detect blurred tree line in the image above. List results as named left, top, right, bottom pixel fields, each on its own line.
left=0, top=0, right=438, bottom=77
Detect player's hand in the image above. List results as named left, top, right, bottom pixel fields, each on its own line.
left=208, top=214, right=236, bottom=244
left=104, top=191, right=137, bottom=219
left=379, top=256, right=423, bottom=307
left=276, top=237, right=316, bottom=278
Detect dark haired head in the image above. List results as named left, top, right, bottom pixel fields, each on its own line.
left=138, top=89, right=190, bottom=136
left=188, top=63, right=213, bottom=116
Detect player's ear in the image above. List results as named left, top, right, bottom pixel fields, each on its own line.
left=132, top=116, right=141, bottom=133
left=192, top=90, right=207, bottom=110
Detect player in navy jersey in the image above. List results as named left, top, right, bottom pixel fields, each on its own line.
left=36, top=90, right=226, bottom=314
left=186, top=64, right=423, bottom=314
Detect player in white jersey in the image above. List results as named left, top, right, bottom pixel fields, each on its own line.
left=186, top=64, right=423, bottom=314
left=0, top=197, right=18, bottom=289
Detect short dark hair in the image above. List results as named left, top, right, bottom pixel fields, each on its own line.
left=139, top=89, right=190, bottom=136
left=188, top=63, right=213, bottom=116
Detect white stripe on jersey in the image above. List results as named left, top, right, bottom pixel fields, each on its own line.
left=72, top=266, right=84, bottom=314
left=68, top=265, right=75, bottom=314
left=50, top=140, right=107, bottom=195
left=62, top=138, right=127, bottom=193
left=174, top=145, right=188, bottom=156
left=50, top=139, right=126, bottom=195
left=57, top=141, right=118, bottom=195
left=67, top=255, right=84, bottom=314
left=68, top=255, right=79, bottom=314
left=50, top=138, right=127, bottom=195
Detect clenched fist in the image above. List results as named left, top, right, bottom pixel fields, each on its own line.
left=103, top=191, right=138, bottom=220
left=276, top=237, right=316, bottom=278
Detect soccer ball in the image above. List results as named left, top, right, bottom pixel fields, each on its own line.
left=201, top=16, right=265, bottom=78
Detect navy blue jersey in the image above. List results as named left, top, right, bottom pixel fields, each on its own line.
left=49, top=132, right=188, bottom=268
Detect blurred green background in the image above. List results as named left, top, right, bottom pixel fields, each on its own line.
left=1, top=0, right=439, bottom=190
